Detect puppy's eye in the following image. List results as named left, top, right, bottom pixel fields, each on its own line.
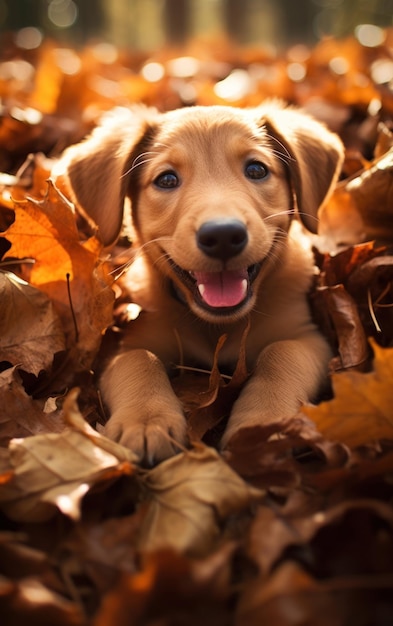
left=154, top=171, right=179, bottom=189
left=245, top=161, right=269, bottom=180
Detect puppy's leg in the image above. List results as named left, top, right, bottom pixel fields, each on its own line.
left=101, top=349, right=186, bottom=464
left=222, top=333, right=331, bottom=446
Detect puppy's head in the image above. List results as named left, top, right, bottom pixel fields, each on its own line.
left=56, top=103, right=343, bottom=322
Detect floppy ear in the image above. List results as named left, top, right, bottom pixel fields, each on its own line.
left=259, top=105, right=344, bottom=233
left=54, top=107, right=158, bottom=247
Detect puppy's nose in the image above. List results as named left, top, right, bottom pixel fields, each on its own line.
left=197, top=218, right=248, bottom=260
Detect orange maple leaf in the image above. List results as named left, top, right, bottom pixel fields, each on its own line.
left=4, top=178, right=114, bottom=366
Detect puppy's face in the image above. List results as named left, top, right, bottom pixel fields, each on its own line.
left=130, top=107, right=293, bottom=323
left=59, top=103, right=343, bottom=324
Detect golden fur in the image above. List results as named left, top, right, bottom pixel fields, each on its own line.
left=56, top=103, right=344, bottom=464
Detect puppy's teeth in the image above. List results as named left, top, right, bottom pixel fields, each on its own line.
left=241, top=279, right=248, bottom=294
left=198, top=284, right=206, bottom=298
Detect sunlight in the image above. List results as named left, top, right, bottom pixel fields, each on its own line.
left=56, top=483, right=89, bottom=516
left=355, top=23, right=385, bottom=47
left=214, top=69, right=252, bottom=101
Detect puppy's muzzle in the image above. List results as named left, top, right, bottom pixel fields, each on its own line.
left=170, top=217, right=259, bottom=314
left=196, top=218, right=248, bottom=261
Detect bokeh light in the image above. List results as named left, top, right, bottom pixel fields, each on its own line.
left=287, top=62, right=307, bottom=82
left=14, top=27, right=43, bottom=49
left=214, top=69, right=252, bottom=101
left=141, top=61, right=165, bottom=82
left=48, top=0, right=78, bottom=29
left=54, top=48, right=81, bottom=74
left=355, top=24, right=386, bottom=47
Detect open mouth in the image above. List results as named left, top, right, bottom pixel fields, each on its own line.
left=169, top=260, right=261, bottom=314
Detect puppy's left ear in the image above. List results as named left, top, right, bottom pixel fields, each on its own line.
left=260, top=106, right=344, bottom=233
left=53, top=106, right=158, bottom=247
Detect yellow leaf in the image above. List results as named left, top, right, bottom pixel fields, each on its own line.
left=303, top=340, right=393, bottom=447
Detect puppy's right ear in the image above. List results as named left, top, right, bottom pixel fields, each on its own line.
left=53, top=107, right=158, bottom=247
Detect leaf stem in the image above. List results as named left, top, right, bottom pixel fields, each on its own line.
left=66, top=273, right=79, bottom=343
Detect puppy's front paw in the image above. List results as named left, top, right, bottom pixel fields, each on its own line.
left=104, top=411, right=187, bottom=465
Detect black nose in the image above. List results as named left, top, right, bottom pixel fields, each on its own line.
left=196, top=218, right=248, bottom=261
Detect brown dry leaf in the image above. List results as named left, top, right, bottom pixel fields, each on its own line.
left=313, top=284, right=369, bottom=371
left=3, top=179, right=114, bottom=367
left=312, top=243, right=393, bottom=366
left=64, top=387, right=139, bottom=464
left=248, top=492, right=393, bottom=577
left=319, top=147, right=393, bottom=248
left=344, top=148, right=393, bottom=240
left=318, top=186, right=367, bottom=249
left=224, top=421, right=323, bottom=491
left=0, top=367, right=65, bottom=447
left=93, top=547, right=234, bottom=626
left=317, top=241, right=381, bottom=288
left=0, top=577, right=86, bottom=626
left=183, top=334, right=230, bottom=441
left=0, top=390, right=136, bottom=522
left=239, top=492, right=393, bottom=626
left=183, top=322, right=250, bottom=442
left=303, top=340, right=393, bottom=447
left=236, top=560, right=393, bottom=626
left=64, top=513, right=145, bottom=591
left=0, top=272, right=65, bottom=375
left=138, top=444, right=262, bottom=556
left=347, top=254, right=393, bottom=341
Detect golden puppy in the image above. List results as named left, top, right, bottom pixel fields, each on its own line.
left=57, top=103, right=343, bottom=464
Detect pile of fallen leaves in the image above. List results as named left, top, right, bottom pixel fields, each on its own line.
left=1, top=29, right=393, bottom=625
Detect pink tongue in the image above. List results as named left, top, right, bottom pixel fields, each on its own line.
left=194, top=269, right=248, bottom=308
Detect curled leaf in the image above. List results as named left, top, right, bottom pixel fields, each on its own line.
left=314, top=284, right=369, bottom=371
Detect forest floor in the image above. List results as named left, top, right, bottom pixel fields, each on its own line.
left=1, top=30, right=393, bottom=625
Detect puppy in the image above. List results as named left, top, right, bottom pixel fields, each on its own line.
left=56, top=103, right=344, bottom=464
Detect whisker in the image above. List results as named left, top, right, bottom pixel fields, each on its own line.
left=263, top=209, right=294, bottom=222
left=246, top=130, right=293, bottom=167
left=153, top=250, right=173, bottom=271
left=121, top=151, right=159, bottom=178
left=121, top=159, right=154, bottom=178
left=110, top=236, right=173, bottom=279
left=133, top=151, right=159, bottom=164
left=266, top=133, right=295, bottom=164
left=136, top=236, right=173, bottom=255
left=269, top=148, right=293, bottom=166
left=296, top=211, right=320, bottom=228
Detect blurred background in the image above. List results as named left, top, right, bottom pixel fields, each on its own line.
left=0, top=0, right=392, bottom=50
